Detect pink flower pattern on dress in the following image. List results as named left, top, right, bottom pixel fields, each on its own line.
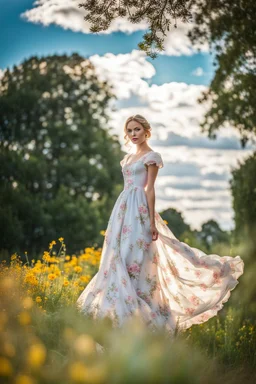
left=136, top=238, right=151, bottom=251
left=118, top=201, right=127, bottom=220
left=185, top=307, right=195, bottom=315
left=127, top=262, right=141, bottom=279
left=121, top=224, right=132, bottom=241
left=189, top=295, right=200, bottom=306
left=77, top=150, right=244, bottom=334
left=136, top=204, right=149, bottom=225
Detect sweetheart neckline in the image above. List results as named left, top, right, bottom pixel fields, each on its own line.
left=123, top=151, right=154, bottom=168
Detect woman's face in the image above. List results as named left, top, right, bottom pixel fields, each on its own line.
left=126, top=120, right=147, bottom=144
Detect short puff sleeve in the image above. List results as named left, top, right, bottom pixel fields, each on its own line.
left=143, top=152, right=163, bottom=169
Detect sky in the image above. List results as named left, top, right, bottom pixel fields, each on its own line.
left=1, top=0, right=255, bottom=231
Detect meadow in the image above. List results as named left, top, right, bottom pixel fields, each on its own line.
left=0, top=235, right=255, bottom=384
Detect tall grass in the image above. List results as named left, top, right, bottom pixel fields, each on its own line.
left=0, top=236, right=255, bottom=383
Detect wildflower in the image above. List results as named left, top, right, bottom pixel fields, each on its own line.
left=63, top=281, right=69, bottom=287
left=22, top=297, right=34, bottom=310
left=0, top=357, right=13, bottom=376
left=49, top=240, right=56, bottom=250
left=42, top=251, right=51, bottom=262
left=68, top=361, right=87, bottom=382
left=73, top=334, right=95, bottom=357
left=65, top=255, right=71, bottom=261
left=35, top=296, right=42, bottom=303
left=11, top=254, right=17, bottom=261
left=18, top=311, right=31, bottom=326
left=100, top=230, right=106, bottom=236
left=48, top=273, right=57, bottom=280
left=74, top=266, right=82, bottom=273
left=163, top=219, right=168, bottom=225
left=58, top=237, right=64, bottom=242
left=15, top=374, right=35, bottom=384
left=27, top=343, right=46, bottom=369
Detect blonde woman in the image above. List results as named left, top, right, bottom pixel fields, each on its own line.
left=77, top=114, right=244, bottom=336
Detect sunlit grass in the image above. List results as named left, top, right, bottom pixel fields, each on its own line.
left=0, top=237, right=255, bottom=383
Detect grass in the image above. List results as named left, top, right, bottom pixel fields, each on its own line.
left=0, top=237, right=255, bottom=383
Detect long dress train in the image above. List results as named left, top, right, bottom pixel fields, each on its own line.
left=77, top=151, right=244, bottom=336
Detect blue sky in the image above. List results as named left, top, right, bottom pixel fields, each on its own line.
left=0, top=0, right=214, bottom=85
left=1, top=0, right=254, bottom=230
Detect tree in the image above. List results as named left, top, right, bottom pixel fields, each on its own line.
left=159, top=207, right=191, bottom=238
left=188, top=0, right=256, bottom=147
left=195, top=219, right=230, bottom=251
left=0, top=54, right=124, bottom=256
left=79, top=0, right=194, bottom=58
left=80, top=1, right=256, bottom=145
left=230, top=151, right=256, bottom=241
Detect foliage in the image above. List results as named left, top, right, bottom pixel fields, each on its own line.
left=0, top=54, right=124, bottom=256
left=0, top=236, right=255, bottom=383
left=160, top=207, right=191, bottom=238
left=195, top=220, right=231, bottom=251
left=79, top=1, right=256, bottom=145
left=230, top=151, right=256, bottom=242
left=79, top=0, right=194, bottom=58
left=188, top=0, right=256, bottom=146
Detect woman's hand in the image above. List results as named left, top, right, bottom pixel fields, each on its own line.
left=150, top=223, right=158, bottom=241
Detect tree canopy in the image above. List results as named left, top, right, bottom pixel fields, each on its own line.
left=230, top=151, right=256, bottom=241
left=80, top=0, right=256, bottom=146
left=189, top=0, right=256, bottom=147
left=79, top=0, right=193, bottom=58
left=0, top=54, right=124, bottom=256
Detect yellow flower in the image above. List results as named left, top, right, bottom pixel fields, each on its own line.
left=22, top=297, right=34, bottom=310
left=15, top=374, right=35, bottom=384
left=27, top=343, right=46, bottom=369
left=18, top=311, right=31, bottom=326
left=74, top=266, right=82, bottom=273
left=3, top=342, right=15, bottom=357
left=73, top=334, right=95, bottom=356
left=65, top=255, right=70, bottom=261
left=11, top=254, right=17, bottom=261
left=49, top=240, right=56, bottom=250
left=35, top=296, right=42, bottom=303
left=100, top=230, right=106, bottom=236
left=63, top=281, right=69, bottom=287
left=58, top=237, right=64, bottom=242
left=48, top=273, right=57, bottom=280
left=68, top=362, right=87, bottom=382
left=163, top=219, right=168, bottom=225
left=0, top=357, right=13, bottom=376
left=42, top=251, right=51, bottom=262
left=80, top=275, right=90, bottom=283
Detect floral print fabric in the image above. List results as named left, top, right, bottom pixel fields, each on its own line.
left=77, top=151, right=244, bottom=336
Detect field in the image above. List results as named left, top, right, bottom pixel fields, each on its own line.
left=0, top=237, right=255, bottom=384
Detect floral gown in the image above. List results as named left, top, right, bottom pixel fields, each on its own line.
left=77, top=151, right=244, bottom=335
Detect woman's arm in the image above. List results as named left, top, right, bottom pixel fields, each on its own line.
left=145, top=164, right=159, bottom=240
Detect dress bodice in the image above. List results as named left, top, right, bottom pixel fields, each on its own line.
left=120, top=151, right=164, bottom=191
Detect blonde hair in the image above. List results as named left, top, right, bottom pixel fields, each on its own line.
left=123, top=114, right=152, bottom=146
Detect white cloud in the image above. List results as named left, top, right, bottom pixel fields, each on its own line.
left=21, top=0, right=147, bottom=34
left=21, top=1, right=208, bottom=56
left=0, top=69, right=5, bottom=80
left=162, top=22, right=209, bottom=56
left=192, top=67, right=205, bottom=77
left=88, top=50, right=255, bottom=230
left=90, top=50, right=155, bottom=100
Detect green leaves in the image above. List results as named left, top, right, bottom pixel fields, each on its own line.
left=79, top=0, right=193, bottom=58
left=0, top=54, right=123, bottom=255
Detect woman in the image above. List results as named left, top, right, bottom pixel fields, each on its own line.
left=77, top=114, right=244, bottom=336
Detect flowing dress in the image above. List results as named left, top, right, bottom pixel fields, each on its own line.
left=77, top=151, right=244, bottom=335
